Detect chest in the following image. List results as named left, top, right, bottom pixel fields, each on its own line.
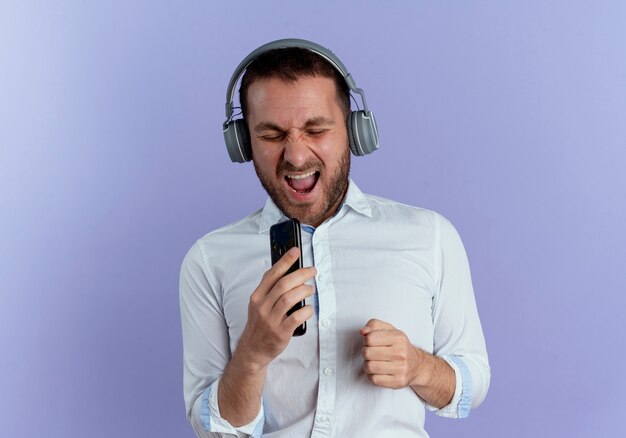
left=327, top=238, right=436, bottom=350
left=219, top=227, right=436, bottom=353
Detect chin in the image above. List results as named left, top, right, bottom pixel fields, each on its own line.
left=283, top=201, right=321, bottom=223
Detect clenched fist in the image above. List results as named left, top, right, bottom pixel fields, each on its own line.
left=360, top=319, right=428, bottom=389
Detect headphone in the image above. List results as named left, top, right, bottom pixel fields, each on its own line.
left=223, top=38, right=379, bottom=163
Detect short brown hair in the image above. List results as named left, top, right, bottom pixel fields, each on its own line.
left=239, top=47, right=351, bottom=120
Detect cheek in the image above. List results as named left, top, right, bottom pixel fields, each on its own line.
left=318, top=132, right=348, bottom=160
left=253, top=144, right=281, bottom=168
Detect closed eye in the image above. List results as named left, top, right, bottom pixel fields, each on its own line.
left=307, top=129, right=328, bottom=137
left=259, top=133, right=285, bottom=142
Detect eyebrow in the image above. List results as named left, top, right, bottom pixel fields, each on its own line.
left=254, top=117, right=336, bottom=133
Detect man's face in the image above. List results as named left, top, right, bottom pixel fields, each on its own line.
left=246, top=76, right=350, bottom=227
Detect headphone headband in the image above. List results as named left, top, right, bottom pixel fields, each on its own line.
left=223, top=38, right=369, bottom=125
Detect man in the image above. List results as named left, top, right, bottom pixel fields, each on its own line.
left=180, top=39, right=490, bottom=438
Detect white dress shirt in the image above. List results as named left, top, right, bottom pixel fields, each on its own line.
left=179, top=179, right=490, bottom=437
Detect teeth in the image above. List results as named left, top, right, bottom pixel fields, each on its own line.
left=286, top=171, right=316, bottom=180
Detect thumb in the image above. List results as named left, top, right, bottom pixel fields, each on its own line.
left=364, top=318, right=395, bottom=331
left=360, top=326, right=373, bottom=336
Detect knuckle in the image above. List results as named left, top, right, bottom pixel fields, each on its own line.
left=362, top=347, right=370, bottom=360
left=249, top=293, right=261, bottom=306
left=402, top=371, right=411, bottom=384
left=262, top=269, right=273, bottom=281
left=249, top=294, right=259, bottom=307
left=401, top=374, right=409, bottom=386
left=289, top=313, right=302, bottom=325
left=294, top=306, right=312, bottom=322
left=277, top=292, right=292, bottom=308
left=274, top=277, right=289, bottom=293
left=293, top=312, right=306, bottom=326
left=284, top=314, right=298, bottom=329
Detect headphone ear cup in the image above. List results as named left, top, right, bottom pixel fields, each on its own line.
left=347, top=114, right=358, bottom=156
left=349, top=111, right=379, bottom=156
left=223, top=119, right=252, bottom=163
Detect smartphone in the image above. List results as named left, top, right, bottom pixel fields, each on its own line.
left=269, top=218, right=306, bottom=336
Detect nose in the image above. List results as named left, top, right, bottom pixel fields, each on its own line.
left=283, top=131, right=311, bottom=168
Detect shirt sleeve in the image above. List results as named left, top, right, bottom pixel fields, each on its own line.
left=427, top=214, right=491, bottom=418
left=179, top=241, right=265, bottom=437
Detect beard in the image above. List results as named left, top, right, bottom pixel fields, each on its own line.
left=253, top=146, right=351, bottom=227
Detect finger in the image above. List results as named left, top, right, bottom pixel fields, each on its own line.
left=366, top=373, right=403, bottom=389
left=364, top=319, right=395, bottom=331
left=281, top=304, right=314, bottom=332
left=362, top=346, right=395, bottom=362
left=258, top=247, right=302, bottom=293
left=266, top=266, right=317, bottom=304
left=362, top=360, right=395, bottom=376
left=363, top=330, right=397, bottom=347
left=272, top=284, right=315, bottom=317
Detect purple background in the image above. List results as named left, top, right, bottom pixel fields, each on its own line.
left=2, top=1, right=625, bottom=437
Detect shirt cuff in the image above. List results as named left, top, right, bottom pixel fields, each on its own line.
left=200, top=377, right=265, bottom=437
left=428, top=355, right=473, bottom=419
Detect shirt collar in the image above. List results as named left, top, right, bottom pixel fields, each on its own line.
left=258, top=178, right=372, bottom=233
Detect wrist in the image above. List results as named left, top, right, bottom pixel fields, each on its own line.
left=410, top=347, right=433, bottom=388
left=232, top=340, right=269, bottom=375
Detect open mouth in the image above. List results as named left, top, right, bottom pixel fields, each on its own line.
left=285, top=170, right=320, bottom=195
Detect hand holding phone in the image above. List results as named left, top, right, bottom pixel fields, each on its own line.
left=270, top=219, right=307, bottom=336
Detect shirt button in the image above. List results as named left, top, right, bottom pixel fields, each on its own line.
left=321, top=319, right=330, bottom=328
left=317, top=274, right=323, bottom=283
left=323, top=367, right=333, bottom=375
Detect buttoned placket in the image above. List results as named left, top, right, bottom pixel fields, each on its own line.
left=308, top=220, right=338, bottom=438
